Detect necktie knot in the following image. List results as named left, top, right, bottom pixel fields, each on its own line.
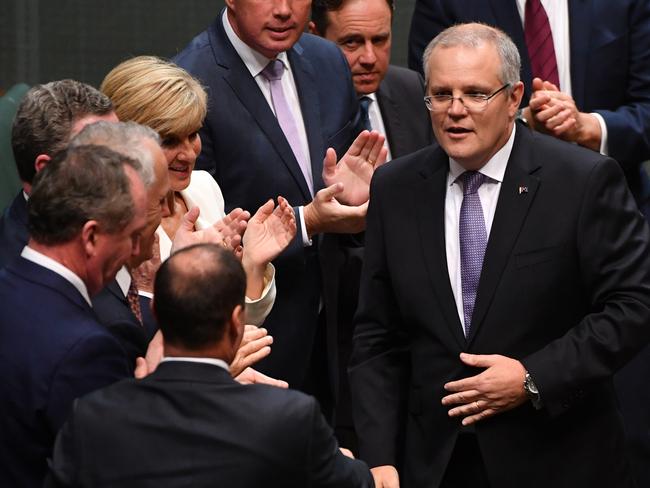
left=460, top=171, right=486, bottom=196
left=262, top=59, right=284, bottom=81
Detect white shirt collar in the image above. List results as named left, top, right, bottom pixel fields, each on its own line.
left=21, top=245, right=92, bottom=306
left=160, top=356, right=230, bottom=372
left=360, top=92, right=378, bottom=102
left=222, top=9, right=290, bottom=78
left=448, top=123, right=517, bottom=186
left=114, top=266, right=131, bottom=297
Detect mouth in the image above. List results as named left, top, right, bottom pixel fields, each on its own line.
left=354, top=72, right=378, bottom=81
left=169, top=164, right=190, bottom=176
left=267, top=25, right=294, bottom=38
left=445, top=126, right=473, bottom=138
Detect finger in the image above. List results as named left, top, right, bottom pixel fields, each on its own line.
left=241, top=325, right=267, bottom=344
left=447, top=398, right=485, bottom=417
left=552, top=117, right=577, bottom=137
left=346, top=130, right=371, bottom=157
left=441, top=389, right=482, bottom=406
left=238, top=346, right=272, bottom=370
left=253, top=199, right=275, bottom=222
left=322, top=147, right=338, bottom=183
left=238, top=335, right=273, bottom=356
left=546, top=108, right=573, bottom=130
left=528, top=93, right=552, bottom=111
left=459, top=352, right=499, bottom=368
left=317, top=182, right=344, bottom=201
left=374, top=147, right=389, bottom=169
left=531, top=77, right=545, bottom=92
left=358, top=131, right=380, bottom=162
left=179, top=206, right=201, bottom=230
left=367, top=131, right=385, bottom=164
left=252, top=370, right=289, bottom=388
left=461, top=407, right=496, bottom=426
left=534, top=103, right=565, bottom=123
left=542, top=80, right=559, bottom=92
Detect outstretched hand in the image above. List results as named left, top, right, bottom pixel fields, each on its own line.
left=322, top=130, right=387, bottom=206
left=235, top=367, right=288, bottom=388
left=242, top=197, right=296, bottom=267
left=171, top=206, right=249, bottom=254
left=229, top=325, right=274, bottom=377
left=441, top=353, right=527, bottom=426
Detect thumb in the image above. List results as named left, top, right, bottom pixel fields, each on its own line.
left=459, top=352, right=495, bottom=368
left=254, top=199, right=275, bottom=220
left=322, top=147, right=338, bottom=181
left=180, top=206, right=200, bottom=231
left=318, top=182, right=344, bottom=201
left=531, top=77, right=544, bottom=92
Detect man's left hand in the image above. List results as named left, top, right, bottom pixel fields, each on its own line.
left=442, top=352, right=528, bottom=425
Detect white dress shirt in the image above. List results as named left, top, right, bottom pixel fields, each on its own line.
left=364, top=93, right=393, bottom=162
left=160, top=356, right=230, bottom=372
left=223, top=10, right=313, bottom=246
left=445, top=124, right=516, bottom=334
left=21, top=246, right=92, bottom=306
left=515, top=0, right=608, bottom=154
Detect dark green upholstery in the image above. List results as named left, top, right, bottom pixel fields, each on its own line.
left=0, top=83, right=30, bottom=212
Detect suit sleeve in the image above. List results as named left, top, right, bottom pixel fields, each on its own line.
left=43, top=403, right=79, bottom=488
left=522, top=157, right=650, bottom=417
left=46, top=332, right=129, bottom=433
left=348, top=173, right=410, bottom=469
left=592, top=0, right=650, bottom=173
left=305, top=397, right=374, bottom=488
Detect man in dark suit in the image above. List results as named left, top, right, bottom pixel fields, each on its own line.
left=407, top=0, right=650, bottom=218
left=309, top=0, right=434, bottom=449
left=45, top=243, right=374, bottom=488
left=350, top=24, right=650, bottom=488
left=0, top=145, right=149, bottom=487
left=0, top=80, right=118, bottom=269
left=174, top=0, right=385, bottom=414
left=310, top=0, right=433, bottom=160
left=408, top=2, right=650, bottom=483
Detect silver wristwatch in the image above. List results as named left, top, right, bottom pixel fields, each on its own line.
left=524, top=371, right=542, bottom=410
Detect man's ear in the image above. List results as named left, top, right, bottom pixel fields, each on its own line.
left=307, top=21, right=319, bottom=36
left=228, top=304, right=245, bottom=351
left=34, top=154, right=51, bottom=174
left=509, top=81, right=525, bottom=117
left=81, top=220, right=100, bottom=258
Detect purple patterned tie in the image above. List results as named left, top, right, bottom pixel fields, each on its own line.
left=459, top=171, right=487, bottom=336
left=524, top=0, right=560, bottom=88
left=261, top=59, right=313, bottom=196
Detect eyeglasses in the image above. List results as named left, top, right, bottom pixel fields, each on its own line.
left=424, top=83, right=511, bottom=113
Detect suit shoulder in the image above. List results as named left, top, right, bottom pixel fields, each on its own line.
left=374, top=144, right=442, bottom=185
left=384, top=65, right=425, bottom=87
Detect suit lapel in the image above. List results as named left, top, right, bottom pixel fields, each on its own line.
left=376, top=76, right=405, bottom=158
left=209, top=19, right=313, bottom=200
left=289, top=45, right=325, bottom=193
left=106, top=278, right=127, bottom=304
left=414, top=147, right=466, bottom=349
left=568, top=0, right=592, bottom=109
left=467, top=125, right=541, bottom=345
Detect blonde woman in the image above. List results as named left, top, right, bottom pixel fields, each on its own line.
left=102, top=56, right=295, bottom=326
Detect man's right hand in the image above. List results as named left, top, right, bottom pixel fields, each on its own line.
left=303, top=183, right=368, bottom=238
left=371, top=465, right=400, bottom=488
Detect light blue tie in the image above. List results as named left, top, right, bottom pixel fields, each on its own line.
left=359, top=96, right=372, bottom=131
left=262, top=59, right=313, bottom=196
left=459, top=171, right=487, bottom=336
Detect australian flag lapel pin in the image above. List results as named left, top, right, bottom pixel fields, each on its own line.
left=518, top=185, right=528, bottom=195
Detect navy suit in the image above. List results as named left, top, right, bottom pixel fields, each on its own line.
left=407, top=0, right=650, bottom=216
left=174, top=13, right=362, bottom=392
left=0, top=258, right=130, bottom=487
left=46, top=361, right=374, bottom=488
left=92, top=279, right=156, bottom=374
left=350, top=124, right=650, bottom=487
left=0, top=191, right=28, bottom=268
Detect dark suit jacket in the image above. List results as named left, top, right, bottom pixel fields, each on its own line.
left=0, top=191, right=28, bottom=269
left=0, top=257, right=130, bottom=488
left=45, top=361, right=373, bottom=488
left=92, top=279, right=152, bottom=374
left=174, top=12, right=362, bottom=389
left=407, top=0, right=650, bottom=212
left=377, top=65, right=433, bottom=159
left=349, top=124, right=650, bottom=488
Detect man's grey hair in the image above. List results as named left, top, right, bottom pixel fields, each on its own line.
left=70, top=121, right=160, bottom=188
left=422, top=23, right=521, bottom=88
left=28, top=145, right=142, bottom=245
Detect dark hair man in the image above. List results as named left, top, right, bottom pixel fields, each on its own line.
left=46, top=244, right=374, bottom=488
left=0, top=80, right=118, bottom=268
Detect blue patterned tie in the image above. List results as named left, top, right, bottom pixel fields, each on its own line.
left=459, top=171, right=487, bottom=336
left=359, top=96, right=372, bottom=131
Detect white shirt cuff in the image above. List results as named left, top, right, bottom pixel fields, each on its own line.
left=591, top=112, right=609, bottom=156
left=298, top=206, right=312, bottom=247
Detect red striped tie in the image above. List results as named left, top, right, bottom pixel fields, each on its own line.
left=524, top=0, right=560, bottom=88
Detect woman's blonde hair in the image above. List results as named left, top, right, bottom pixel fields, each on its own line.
left=101, top=55, right=207, bottom=139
